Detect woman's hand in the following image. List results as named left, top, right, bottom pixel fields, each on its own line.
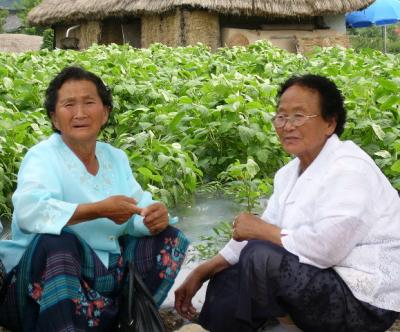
left=174, top=272, right=203, bottom=320
left=232, top=212, right=264, bottom=241
left=175, top=254, right=230, bottom=320
left=100, top=195, right=143, bottom=224
left=68, top=195, right=142, bottom=225
left=141, top=202, right=169, bottom=235
left=232, top=212, right=282, bottom=245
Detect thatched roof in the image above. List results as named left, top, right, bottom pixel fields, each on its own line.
left=0, top=34, right=43, bottom=52
left=28, top=0, right=375, bottom=26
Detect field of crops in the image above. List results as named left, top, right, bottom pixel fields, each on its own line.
left=0, top=42, right=399, bottom=221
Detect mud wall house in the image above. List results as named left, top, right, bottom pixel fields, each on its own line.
left=27, top=0, right=375, bottom=53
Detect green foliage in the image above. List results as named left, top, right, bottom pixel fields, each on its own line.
left=218, top=158, right=272, bottom=212
left=12, top=0, right=54, bottom=50
left=348, top=24, right=400, bottom=53
left=0, top=9, right=8, bottom=33
left=0, top=42, right=399, bottom=221
left=113, top=131, right=202, bottom=207
left=0, top=105, right=51, bottom=219
left=41, top=28, right=54, bottom=49
left=15, top=0, right=40, bottom=26
left=0, top=0, right=21, bottom=7
left=192, top=221, right=233, bottom=261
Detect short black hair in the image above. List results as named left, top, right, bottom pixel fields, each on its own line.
left=44, top=66, right=113, bottom=133
left=277, top=74, right=346, bottom=136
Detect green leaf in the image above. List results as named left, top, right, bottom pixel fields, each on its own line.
left=137, top=167, right=153, bottom=178
left=169, top=112, right=185, bottom=131
left=157, top=154, right=171, bottom=168
left=238, top=126, right=253, bottom=145
left=245, top=158, right=259, bottom=178
left=374, top=150, right=391, bottom=159
left=377, top=78, right=398, bottom=92
left=371, top=123, right=385, bottom=141
left=3, top=77, right=13, bottom=90
left=391, top=160, right=400, bottom=173
left=179, top=96, right=193, bottom=104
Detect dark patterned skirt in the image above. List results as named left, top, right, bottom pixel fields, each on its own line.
left=0, top=226, right=189, bottom=331
left=199, top=240, right=398, bottom=332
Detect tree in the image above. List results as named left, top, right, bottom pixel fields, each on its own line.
left=0, top=9, right=8, bottom=33
left=15, top=0, right=41, bottom=34
left=14, top=0, right=54, bottom=49
left=348, top=24, right=400, bottom=53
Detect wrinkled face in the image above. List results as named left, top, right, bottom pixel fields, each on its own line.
left=276, top=84, right=337, bottom=169
left=51, top=79, right=109, bottom=146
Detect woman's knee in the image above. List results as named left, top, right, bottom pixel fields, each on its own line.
left=158, top=225, right=183, bottom=238
left=35, top=230, right=81, bottom=258
left=241, top=240, right=286, bottom=263
left=238, top=241, right=289, bottom=281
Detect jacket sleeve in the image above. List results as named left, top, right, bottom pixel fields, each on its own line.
left=12, top=148, right=77, bottom=235
left=120, top=152, right=155, bottom=237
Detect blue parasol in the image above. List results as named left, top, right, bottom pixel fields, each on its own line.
left=346, top=0, right=400, bottom=52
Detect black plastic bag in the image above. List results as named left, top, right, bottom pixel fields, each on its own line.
left=116, top=261, right=166, bottom=332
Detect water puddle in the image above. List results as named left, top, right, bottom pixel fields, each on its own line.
left=1, top=194, right=267, bottom=243
left=170, top=193, right=243, bottom=243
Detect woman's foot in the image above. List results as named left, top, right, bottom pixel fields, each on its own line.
left=262, top=324, right=302, bottom=332
left=175, top=323, right=208, bottom=331
left=273, top=316, right=302, bottom=332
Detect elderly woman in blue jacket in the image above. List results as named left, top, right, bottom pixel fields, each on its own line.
left=175, top=74, right=400, bottom=332
left=0, top=66, right=189, bottom=331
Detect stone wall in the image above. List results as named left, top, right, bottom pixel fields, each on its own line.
left=295, top=34, right=350, bottom=53
left=222, top=27, right=350, bottom=53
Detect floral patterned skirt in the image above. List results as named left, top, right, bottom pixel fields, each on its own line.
left=0, top=226, right=189, bottom=331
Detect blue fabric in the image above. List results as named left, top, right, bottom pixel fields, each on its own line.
left=0, top=133, right=171, bottom=272
left=346, top=0, right=400, bottom=27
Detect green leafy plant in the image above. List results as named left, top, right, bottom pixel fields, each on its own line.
left=192, top=221, right=232, bottom=261
left=0, top=41, right=399, bottom=225
left=0, top=9, right=8, bottom=33
left=348, top=24, right=400, bottom=53
left=218, top=158, right=272, bottom=212
left=41, top=28, right=54, bottom=50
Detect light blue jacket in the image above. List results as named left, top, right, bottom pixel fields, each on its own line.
left=0, top=133, right=163, bottom=272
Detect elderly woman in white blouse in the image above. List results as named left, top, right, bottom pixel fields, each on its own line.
left=175, top=74, right=400, bottom=332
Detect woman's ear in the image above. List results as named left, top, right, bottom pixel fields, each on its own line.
left=102, top=107, right=110, bottom=126
left=50, top=112, right=60, bottom=131
left=327, top=116, right=337, bottom=136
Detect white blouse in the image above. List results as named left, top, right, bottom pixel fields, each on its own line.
left=220, top=134, right=400, bottom=312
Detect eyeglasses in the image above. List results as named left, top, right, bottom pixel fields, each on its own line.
left=272, top=113, right=320, bottom=128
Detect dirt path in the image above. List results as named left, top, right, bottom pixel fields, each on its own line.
left=389, top=320, right=400, bottom=331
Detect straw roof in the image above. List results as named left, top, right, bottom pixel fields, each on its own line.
left=0, top=34, right=43, bottom=52
left=28, top=0, right=375, bottom=26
